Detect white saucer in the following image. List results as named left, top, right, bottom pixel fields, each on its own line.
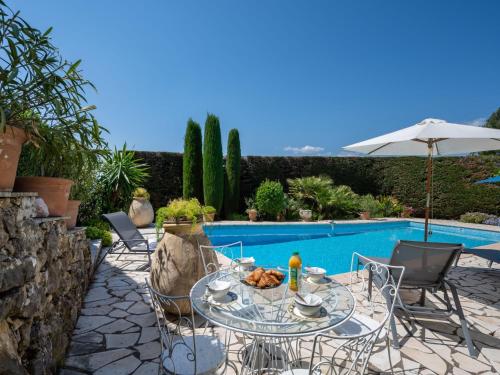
left=289, top=304, right=327, bottom=320
left=207, top=291, right=238, bottom=306
left=304, top=276, right=332, bottom=285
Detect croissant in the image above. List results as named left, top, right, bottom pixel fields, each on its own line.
left=266, top=269, right=285, bottom=281
left=257, top=273, right=280, bottom=288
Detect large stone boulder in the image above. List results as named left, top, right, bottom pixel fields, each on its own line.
left=150, top=230, right=218, bottom=314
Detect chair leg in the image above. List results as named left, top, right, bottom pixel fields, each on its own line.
left=419, top=288, right=426, bottom=306
left=389, top=315, right=400, bottom=349
left=449, top=283, right=477, bottom=357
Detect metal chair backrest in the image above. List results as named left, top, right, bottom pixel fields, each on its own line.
left=199, top=241, right=243, bottom=275
left=389, top=240, right=463, bottom=288
left=102, top=211, right=145, bottom=249
left=145, top=279, right=198, bottom=374
left=350, top=252, right=405, bottom=333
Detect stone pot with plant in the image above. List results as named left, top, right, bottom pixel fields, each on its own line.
left=245, top=197, right=258, bottom=221
left=1, top=5, right=107, bottom=202
left=157, top=198, right=203, bottom=235
left=299, top=209, right=312, bottom=221
left=129, top=187, right=154, bottom=227
left=202, top=205, right=216, bottom=222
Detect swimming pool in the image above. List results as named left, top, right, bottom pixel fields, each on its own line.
left=203, top=221, right=500, bottom=275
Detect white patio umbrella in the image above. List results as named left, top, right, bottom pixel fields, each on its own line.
left=343, top=118, right=500, bottom=240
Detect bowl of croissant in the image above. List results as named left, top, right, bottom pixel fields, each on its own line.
left=243, top=267, right=286, bottom=289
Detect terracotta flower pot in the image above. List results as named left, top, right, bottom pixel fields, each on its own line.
left=203, top=213, right=215, bottom=222
left=14, top=177, right=73, bottom=216
left=0, top=126, right=27, bottom=192
left=248, top=209, right=258, bottom=222
left=65, top=200, right=81, bottom=229
left=359, top=211, right=371, bottom=220
left=128, top=197, right=154, bottom=227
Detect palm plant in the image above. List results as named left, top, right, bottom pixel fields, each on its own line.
left=99, top=144, right=150, bottom=212
left=287, top=175, right=333, bottom=215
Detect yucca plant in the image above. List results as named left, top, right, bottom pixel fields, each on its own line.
left=99, top=144, right=150, bottom=212
left=287, top=175, right=333, bottom=215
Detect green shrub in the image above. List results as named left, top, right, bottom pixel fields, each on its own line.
left=358, top=195, right=383, bottom=217
left=155, top=207, right=169, bottom=230
left=378, top=196, right=403, bottom=217
left=255, top=180, right=286, bottom=219
left=132, top=187, right=150, bottom=200
left=203, top=114, right=224, bottom=214
left=327, top=185, right=360, bottom=219
left=459, top=212, right=490, bottom=224
left=158, top=198, right=202, bottom=225
left=224, top=129, right=241, bottom=217
left=183, top=119, right=204, bottom=202
left=85, top=219, right=110, bottom=232
left=85, top=226, right=112, bottom=247
left=202, top=206, right=216, bottom=214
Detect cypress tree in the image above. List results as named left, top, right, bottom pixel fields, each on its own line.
left=183, top=119, right=203, bottom=201
left=224, top=129, right=241, bottom=217
left=203, top=114, right=224, bottom=214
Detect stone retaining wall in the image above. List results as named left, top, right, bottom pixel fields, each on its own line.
left=0, top=193, right=92, bottom=374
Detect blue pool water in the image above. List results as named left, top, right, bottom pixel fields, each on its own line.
left=203, top=221, right=500, bottom=275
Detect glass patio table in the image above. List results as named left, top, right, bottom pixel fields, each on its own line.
left=190, top=268, right=355, bottom=373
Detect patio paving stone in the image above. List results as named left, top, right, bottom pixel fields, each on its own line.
left=61, top=229, right=500, bottom=374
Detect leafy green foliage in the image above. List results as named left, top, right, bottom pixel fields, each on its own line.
left=203, top=114, right=224, bottom=214
left=157, top=198, right=203, bottom=225
left=132, top=187, right=150, bottom=200
left=377, top=196, right=403, bottom=217
left=99, top=144, right=150, bottom=213
left=287, top=176, right=333, bottom=215
left=459, top=212, right=491, bottom=224
left=183, top=119, right=203, bottom=202
left=255, top=180, right=286, bottom=219
left=202, top=205, right=216, bottom=214
left=224, top=129, right=241, bottom=217
left=85, top=226, right=112, bottom=247
left=358, top=195, right=382, bottom=217
left=0, top=2, right=105, bottom=143
left=484, top=108, right=500, bottom=130
left=327, top=185, right=360, bottom=219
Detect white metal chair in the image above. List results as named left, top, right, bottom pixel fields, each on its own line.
left=199, top=241, right=244, bottom=275
left=285, top=253, right=405, bottom=375
left=145, top=279, right=227, bottom=375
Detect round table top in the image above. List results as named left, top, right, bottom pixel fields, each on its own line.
left=190, top=268, right=355, bottom=338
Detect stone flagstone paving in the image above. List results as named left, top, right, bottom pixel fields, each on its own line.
left=61, top=232, right=500, bottom=374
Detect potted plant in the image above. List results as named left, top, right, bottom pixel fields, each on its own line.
left=401, top=206, right=414, bottom=218
left=245, top=197, right=258, bottom=222
left=15, top=123, right=107, bottom=217
left=128, top=188, right=154, bottom=228
left=299, top=209, right=313, bottom=221
left=158, top=198, right=203, bottom=235
left=1, top=4, right=103, bottom=192
left=358, top=194, right=382, bottom=220
left=202, top=206, right=216, bottom=222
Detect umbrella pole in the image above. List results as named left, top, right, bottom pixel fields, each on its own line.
left=424, top=142, right=433, bottom=241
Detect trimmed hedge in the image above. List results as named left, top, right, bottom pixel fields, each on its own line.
left=183, top=119, right=203, bottom=202
left=224, top=129, right=241, bottom=217
left=135, top=152, right=500, bottom=219
left=203, top=114, right=224, bottom=214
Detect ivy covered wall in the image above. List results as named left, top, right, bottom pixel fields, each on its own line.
left=136, top=151, right=499, bottom=219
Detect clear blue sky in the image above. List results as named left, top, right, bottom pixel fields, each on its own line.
left=18, top=1, right=500, bottom=156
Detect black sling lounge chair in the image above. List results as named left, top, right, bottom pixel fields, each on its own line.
left=102, top=211, right=156, bottom=268
left=454, top=247, right=500, bottom=268
left=359, top=240, right=477, bottom=357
